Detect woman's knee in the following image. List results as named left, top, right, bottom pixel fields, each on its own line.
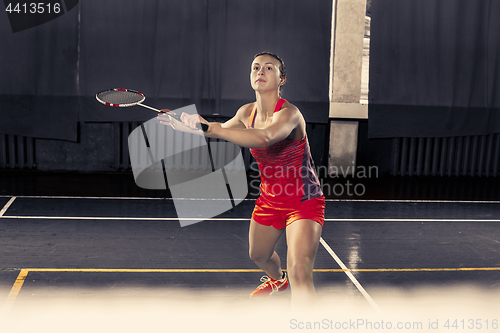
left=287, top=260, right=314, bottom=284
left=248, top=248, right=273, bottom=263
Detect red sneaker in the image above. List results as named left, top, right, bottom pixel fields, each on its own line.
left=250, top=272, right=289, bottom=297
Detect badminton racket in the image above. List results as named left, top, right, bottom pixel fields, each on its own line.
left=96, top=88, right=208, bottom=132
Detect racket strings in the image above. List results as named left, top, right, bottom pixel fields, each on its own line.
left=97, top=90, right=144, bottom=105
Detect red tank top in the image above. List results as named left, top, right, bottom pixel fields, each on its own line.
left=248, top=99, right=323, bottom=202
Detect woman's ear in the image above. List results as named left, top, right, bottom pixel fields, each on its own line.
left=280, top=76, right=287, bottom=86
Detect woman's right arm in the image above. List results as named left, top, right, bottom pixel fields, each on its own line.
left=158, top=103, right=252, bottom=135
left=211, top=104, right=251, bottom=130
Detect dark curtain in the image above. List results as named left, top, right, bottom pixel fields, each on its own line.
left=368, top=0, right=500, bottom=138
left=0, top=0, right=331, bottom=141
left=0, top=4, right=80, bottom=141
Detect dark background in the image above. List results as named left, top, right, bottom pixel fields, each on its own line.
left=1, top=0, right=499, bottom=181
left=369, top=0, right=500, bottom=138
left=0, top=0, right=331, bottom=142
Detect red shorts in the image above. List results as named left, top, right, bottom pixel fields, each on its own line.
left=252, top=194, right=325, bottom=230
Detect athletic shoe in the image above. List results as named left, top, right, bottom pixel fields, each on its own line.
left=249, top=272, right=288, bottom=297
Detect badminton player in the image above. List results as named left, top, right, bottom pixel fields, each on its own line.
left=158, top=52, right=325, bottom=308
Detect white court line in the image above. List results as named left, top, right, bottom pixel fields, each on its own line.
left=324, top=218, right=500, bottom=222
left=0, top=197, right=16, bottom=217
left=325, top=199, right=500, bottom=204
left=0, top=216, right=250, bottom=221
left=2, top=216, right=500, bottom=222
left=0, top=195, right=250, bottom=201
left=320, top=237, right=382, bottom=313
left=2, top=195, right=500, bottom=204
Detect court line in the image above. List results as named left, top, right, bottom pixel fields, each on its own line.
left=0, top=195, right=251, bottom=201
left=319, top=237, right=382, bottom=313
left=2, top=216, right=500, bottom=223
left=323, top=219, right=500, bottom=222
left=12, top=267, right=500, bottom=273
left=350, top=267, right=500, bottom=272
left=4, top=266, right=498, bottom=313
left=326, top=199, right=500, bottom=204
left=0, top=216, right=249, bottom=221
left=25, top=268, right=266, bottom=273
left=2, top=195, right=500, bottom=204
left=1, top=269, right=28, bottom=316
left=0, top=197, right=16, bottom=217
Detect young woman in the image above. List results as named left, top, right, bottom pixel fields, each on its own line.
left=158, top=52, right=325, bottom=308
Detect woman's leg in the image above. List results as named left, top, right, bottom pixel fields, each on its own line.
left=248, top=219, right=285, bottom=280
left=285, top=219, right=323, bottom=307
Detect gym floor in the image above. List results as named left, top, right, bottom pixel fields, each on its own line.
left=1, top=171, right=500, bottom=332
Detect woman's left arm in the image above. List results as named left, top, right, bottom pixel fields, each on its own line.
left=207, top=106, right=300, bottom=148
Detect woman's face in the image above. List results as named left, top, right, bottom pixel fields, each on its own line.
left=250, top=55, right=283, bottom=93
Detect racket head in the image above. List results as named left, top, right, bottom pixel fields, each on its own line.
left=96, top=88, right=146, bottom=107
left=96, top=88, right=208, bottom=131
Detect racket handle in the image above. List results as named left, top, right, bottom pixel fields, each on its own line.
left=199, top=123, right=209, bottom=132
left=138, top=103, right=161, bottom=112
left=155, top=104, right=208, bottom=132
left=164, top=113, right=208, bottom=132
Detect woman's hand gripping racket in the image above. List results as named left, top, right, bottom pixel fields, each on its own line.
left=96, top=88, right=209, bottom=132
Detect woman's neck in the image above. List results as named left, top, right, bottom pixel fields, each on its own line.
left=255, top=91, right=281, bottom=119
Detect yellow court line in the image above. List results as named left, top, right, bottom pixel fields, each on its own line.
left=1, top=269, right=29, bottom=315
left=349, top=267, right=500, bottom=272
left=25, top=268, right=265, bottom=273
left=20, top=267, right=500, bottom=273
left=2, top=266, right=498, bottom=314
left=314, top=267, right=500, bottom=272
